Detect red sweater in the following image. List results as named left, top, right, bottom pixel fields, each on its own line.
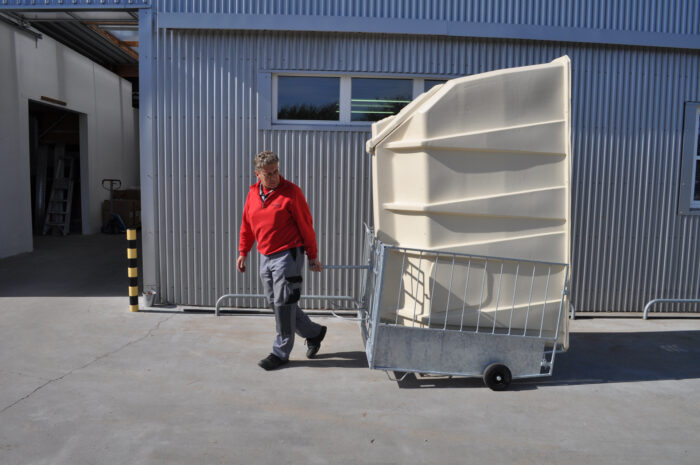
left=238, top=176, right=318, bottom=259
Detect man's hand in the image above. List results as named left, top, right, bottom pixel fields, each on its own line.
left=237, top=255, right=247, bottom=273
left=309, top=258, right=322, bottom=272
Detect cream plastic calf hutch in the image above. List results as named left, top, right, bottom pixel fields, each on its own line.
left=360, top=57, right=572, bottom=389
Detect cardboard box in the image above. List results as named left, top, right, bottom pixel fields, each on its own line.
left=102, top=199, right=141, bottom=228
left=113, top=188, right=141, bottom=201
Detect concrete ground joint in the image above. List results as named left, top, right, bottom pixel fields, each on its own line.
left=0, top=314, right=174, bottom=416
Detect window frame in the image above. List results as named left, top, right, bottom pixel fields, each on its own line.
left=259, top=70, right=456, bottom=131
left=679, top=102, right=700, bottom=215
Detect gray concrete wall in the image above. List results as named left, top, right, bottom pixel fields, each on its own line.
left=0, top=21, right=138, bottom=259
left=0, top=24, right=30, bottom=258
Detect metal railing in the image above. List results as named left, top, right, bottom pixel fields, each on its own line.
left=643, top=298, right=700, bottom=319
left=372, top=245, right=569, bottom=337
left=214, top=265, right=370, bottom=316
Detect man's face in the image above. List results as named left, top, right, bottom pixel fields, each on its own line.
left=255, top=163, right=280, bottom=189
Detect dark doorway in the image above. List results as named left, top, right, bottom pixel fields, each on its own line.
left=28, top=100, right=83, bottom=237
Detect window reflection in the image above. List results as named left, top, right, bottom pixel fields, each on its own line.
left=695, top=160, right=700, bottom=201
left=278, top=76, right=339, bottom=121
left=696, top=116, right=700, bottom=201
left=351, top=78, right=412, bottom=122
left=425, top=79, right=447, bottom=92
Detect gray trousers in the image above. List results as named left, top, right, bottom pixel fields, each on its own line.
left=260, top=247, right=322, bottom=360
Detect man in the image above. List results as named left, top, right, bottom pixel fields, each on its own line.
left=237, top=150, right=327, bottom=371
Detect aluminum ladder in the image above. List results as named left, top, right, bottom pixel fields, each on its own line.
left=42, top=156, right=75, bottom=236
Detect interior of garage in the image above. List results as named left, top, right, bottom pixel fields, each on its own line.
left=29, top=100, right=83, bottom=236
left=0, top=12, right=140, bottom=259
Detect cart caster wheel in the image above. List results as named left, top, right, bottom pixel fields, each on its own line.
left=483, top=364, right=512, bottom=391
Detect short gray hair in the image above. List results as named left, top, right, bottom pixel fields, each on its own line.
left=254, top=150, right=279, bottom=171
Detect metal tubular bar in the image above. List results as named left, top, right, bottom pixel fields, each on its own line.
left=369, top=245, right=389, bottom=368
left=538, top=266, right=552, bottom=338
left=299, top=295, right=357, bottom=300
left=386, top=244, right=568, bottom=268
left=358, top=244, right=371, bottom=311
left=323, top=265, right=371, bottom=270
left=215, top=293, right=356, bottom=316
left=475, top=258, right=488, bottom=333
left=642, top=298, right=700, bottom=319
left=523, top=264, right=536, bottom=336
left=366, top=243, right=381, bottom=331
left=508, top=263, right=520, bottom=335
left=552, top=265, right=570, bottom=342
left=459, top=259, right=471, bottom=332
left=427, top=253, right=439, bottom=328
left=394, top=251, right=407, bottom=325
left=492, top=260, right=505, bottom=334
left=411, top=251, right=424, bottom=328
left=444, top=255, right=456, bottom=330
left=546, top=344, right=557, bottom=376
left=363, top=249, right=378, bottom=363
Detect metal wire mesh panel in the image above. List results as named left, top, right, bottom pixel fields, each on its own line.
left=361, top=240, right=569, bottom=379
left=379, top=248, right=569, bottom=339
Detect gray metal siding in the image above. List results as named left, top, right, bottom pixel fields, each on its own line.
left=148, top=29, right=700, bottom=313
left=155, top=0, right=700, bottom=36
left=151, top=30, right=374, bottom=308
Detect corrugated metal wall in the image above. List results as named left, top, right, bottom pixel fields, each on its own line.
left=151, top=30, right=375, bottom=308
left=156, top=0, right=700, bottom=36
left=149, top=28, right=700, bottom=313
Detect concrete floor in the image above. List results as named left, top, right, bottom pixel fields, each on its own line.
left=1, top=235, right=699, bottom=465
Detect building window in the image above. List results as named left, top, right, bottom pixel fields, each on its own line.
left=267, top=73, right=453, bottom=128
left=425, top=79, right=447, bottom=92
left=277, top=76, right=340, bottom=121
left=694, top=114, right=700, bottom=204
left=679, top=102, right=700, bottom=214
left=351, top=78, right=412, bottom=122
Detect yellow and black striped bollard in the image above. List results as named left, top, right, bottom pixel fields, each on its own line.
left=127, top=229, right=139, bottom=312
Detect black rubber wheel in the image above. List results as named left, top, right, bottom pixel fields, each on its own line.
left=483, top=364, right=512, bottom=391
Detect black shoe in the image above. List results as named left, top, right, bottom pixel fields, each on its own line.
left=258, top=353, right=288, bottom=371
left=306, top=326, right=327, bottom=359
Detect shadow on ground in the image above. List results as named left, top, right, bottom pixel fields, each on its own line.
left=288, top=351, right=369, bottom=369
left=395, top=330, right=700, bottom=390
left=0, top=234, right=137, bottom=297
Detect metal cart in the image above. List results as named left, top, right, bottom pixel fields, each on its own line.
left=216, top=226, right=569, bottom=390
left=356, top=227, right=570, bottom=390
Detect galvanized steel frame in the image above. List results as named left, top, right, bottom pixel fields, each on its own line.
left=360, top=239, right=569, bottom=379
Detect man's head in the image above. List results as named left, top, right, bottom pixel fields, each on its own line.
left=254, top=151, right=280, bottom=189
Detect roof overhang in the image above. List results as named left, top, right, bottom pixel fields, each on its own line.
left=0, top=0, right=150, bottom=10
left=0, top=0, right=147, bottom=103
left=156, top=12, right=700, bottom=52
